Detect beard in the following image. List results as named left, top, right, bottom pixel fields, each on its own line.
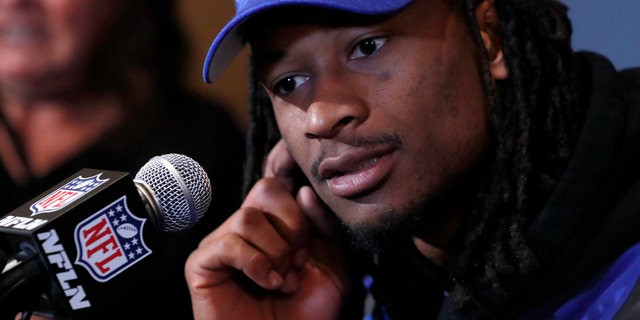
left=345, top=194, right=452, bottom=257
left=343, top=163, right=483, bottom=258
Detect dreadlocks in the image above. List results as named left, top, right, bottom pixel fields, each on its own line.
left=242, top=59, right=280, bottom=196
left=243, top=0, right=585, bottom=316
left=450, top=0, right=584, bottom=314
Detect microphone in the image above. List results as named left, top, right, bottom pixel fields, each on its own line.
left=0, top=153, right=211, bottom=319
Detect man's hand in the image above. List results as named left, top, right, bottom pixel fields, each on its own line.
left=185, top=140, right=348, bottom=320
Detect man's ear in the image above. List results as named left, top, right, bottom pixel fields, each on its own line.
left=476, top=0, right=508, bottom=80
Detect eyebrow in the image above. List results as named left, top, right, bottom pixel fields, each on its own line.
left=250, top=45, right=288, bottom=80
left=253, top=50, right=285, bottom=67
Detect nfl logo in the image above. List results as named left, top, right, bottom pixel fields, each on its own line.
left=30, top=174, right=109, bottom=216
left=74, top=196, right=151, bottom=283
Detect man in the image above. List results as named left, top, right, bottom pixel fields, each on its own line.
left=186, top=0, right=640, bottom=318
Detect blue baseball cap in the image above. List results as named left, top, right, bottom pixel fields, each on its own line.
left=203, top=0, right=414, bottom=83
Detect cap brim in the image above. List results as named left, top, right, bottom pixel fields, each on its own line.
left=202, top=7, right=254, bottom=83
left=203, top=0, right=413, bottom=83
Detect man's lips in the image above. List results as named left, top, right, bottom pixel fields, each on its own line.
left=318, top=147, right=395, bottom=198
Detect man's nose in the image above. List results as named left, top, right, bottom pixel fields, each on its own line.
left=304, top=74, right=369, bottom=140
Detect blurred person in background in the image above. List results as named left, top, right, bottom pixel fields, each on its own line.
left=0, top=0, right=245, bottom=319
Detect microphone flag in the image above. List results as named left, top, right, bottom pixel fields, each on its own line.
left=0, top=169, right=166, bottom=318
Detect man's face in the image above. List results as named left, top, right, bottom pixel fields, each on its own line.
left=252, top=0, right=491, bottom=249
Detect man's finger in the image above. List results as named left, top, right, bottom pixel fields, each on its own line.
left=262, top=140, right=298, bottom=192
left=296, top=186, right=339, bottom=236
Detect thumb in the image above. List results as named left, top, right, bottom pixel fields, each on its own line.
left=296, top=185, right=339, bottom=236
left=263, top=139, right=298, bottom=192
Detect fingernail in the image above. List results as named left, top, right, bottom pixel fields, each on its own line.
left=268, top=270, right=283, bottom=288
left=294, top=248, right=310, bottom=267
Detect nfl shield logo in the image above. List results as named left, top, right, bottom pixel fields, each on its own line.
left=30, top=174, right=109, bottom=216
left=74, top=195, right=151, bottom=282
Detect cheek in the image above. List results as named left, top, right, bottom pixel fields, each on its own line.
left=391, top=51, right=489, bottom=183
left=273, top=101, right=307, bottom=138
left=273, top=103, right=313, bottom=163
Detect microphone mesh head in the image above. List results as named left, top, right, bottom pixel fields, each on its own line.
left=134, top=153, right=212, bottom=232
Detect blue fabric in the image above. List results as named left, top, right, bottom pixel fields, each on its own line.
left=548, top=242, right=640, bottom=319
left=362, top=274, right=391, bottom=320
left=203, top=0, right=414, bottom=82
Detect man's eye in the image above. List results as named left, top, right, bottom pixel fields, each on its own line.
left=273, top=75, right=310, bottom=96
left=350, top=37, right=388, bottom=59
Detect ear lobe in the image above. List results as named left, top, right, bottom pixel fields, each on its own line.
left=476, top=0, right=509, bottom=80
